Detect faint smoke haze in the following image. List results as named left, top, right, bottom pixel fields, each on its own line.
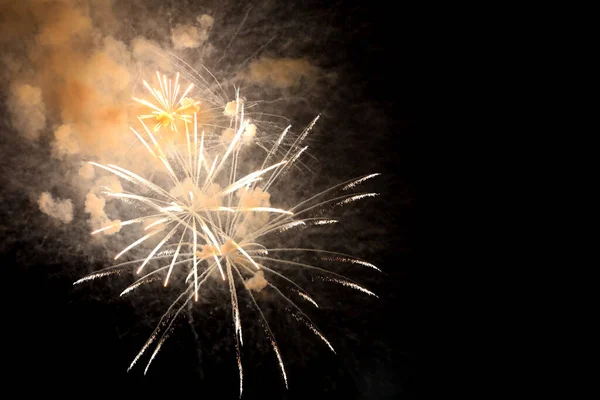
left=0, top=0, right=324, bottom=249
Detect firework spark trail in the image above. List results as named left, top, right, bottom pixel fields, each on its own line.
left=133, top=63, right=307, bottom=168
left=74, top=71, right=381, bottom=394
left=89, top=113, right=292, bottom=287
left=233, top=266, right=288, bottom=388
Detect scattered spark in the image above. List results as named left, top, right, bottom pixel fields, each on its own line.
left=74, top=70, right=381, bottom=394
left=297, top=291, right=319, bottom=308
left=334, top=193, right=379, bottom=207
left=341, top=173, right=381, bottom=191
left=319, top=277, right=378, bottom=298
left=321, top=256, right=381, bottom=272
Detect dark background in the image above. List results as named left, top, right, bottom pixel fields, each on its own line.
left=0, top=1, right=415, bottom=398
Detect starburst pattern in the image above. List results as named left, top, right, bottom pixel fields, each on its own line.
left=75, top=71, right=380, bottom=397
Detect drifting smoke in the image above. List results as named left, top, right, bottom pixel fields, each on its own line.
left=1, top=1, right=133, bottom=238
left=38, top=192, right=74, bottom=224
left=1, top=0, right=129, bottom=158
left=244, top=270, right=268, bottom=292
left=171, top=15, right=214, bottom=50
left=8, top=83, right=46, bottom=141
left=242, top=57, right=320, bottom=89
left=78, top=162, right=96, bottom=180
left=84, top=175, right=123, bottom=235
left=0, top=0, right=327, bottom=232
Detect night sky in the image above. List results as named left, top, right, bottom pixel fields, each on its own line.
left=1, top=1, right=415, bottom=398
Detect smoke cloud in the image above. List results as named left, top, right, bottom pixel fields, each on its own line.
left=242, top=57, right=320, bottom=89
left=0, top=0, right=132, bottom=160
left=8, top=83, right=47, bottom=140
left=244, top=270, right=268, bottom=292
left=0, top=0, right=337, bottom=265
left=171, top=15, right=214, bottom=50
left=38, top=192, right=74, bottom=224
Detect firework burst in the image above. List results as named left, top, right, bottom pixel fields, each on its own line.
left=136, top=58, right=316, bottom=163
left=75, top=71, right=380, bottom=396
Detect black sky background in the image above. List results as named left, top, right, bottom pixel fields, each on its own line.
left=0, top=1, right=415, bottom=398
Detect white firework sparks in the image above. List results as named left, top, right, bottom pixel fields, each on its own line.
left=74, top=71, right=380, bottom=397
left=138, top=61, right=314, bottom=163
